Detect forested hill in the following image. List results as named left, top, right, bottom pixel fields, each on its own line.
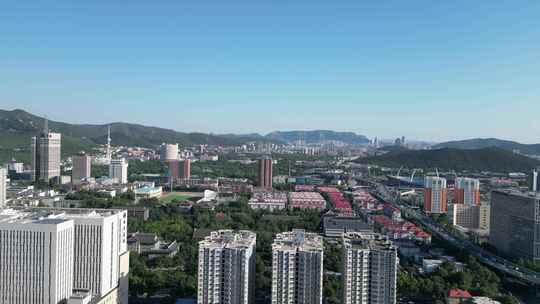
left=357, top=147, right=540, bottom=172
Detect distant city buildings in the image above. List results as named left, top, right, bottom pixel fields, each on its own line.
left=72, top=153, right=92, bottom=184
left=258, top=157, right=273, bottom=189
left=454, top=177, right=480, bottom=205
left=0, top=167, right=6, bottom=207
left=342, top=232, right=398, bottom=304
left=109, top=158, right=129, bottom=184
left=424, top=176, right=448, bottom=214
left=272, top=229, right=323, bottom=304
left=489, top=190, right=540, bottom=261
left=0, top=207, right=129, bottom=303
left=198, top=230, right=256, bottom=304
left=31, top=120, right=62, bottom=183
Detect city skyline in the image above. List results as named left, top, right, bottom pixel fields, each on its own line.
left=2, top=1, right=540, bottom=143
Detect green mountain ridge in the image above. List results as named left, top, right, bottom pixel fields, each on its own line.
left=0, top=109, right=278, bottom=163
left=433, top=138, right=540, bottom=155
left=357, top=147, right=540, bottom=172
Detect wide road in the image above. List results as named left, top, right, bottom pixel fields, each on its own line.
left=373, top=182, right=540, bottom=286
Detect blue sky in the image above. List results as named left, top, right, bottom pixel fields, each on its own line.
left=1, top=1, right=539, bottom=143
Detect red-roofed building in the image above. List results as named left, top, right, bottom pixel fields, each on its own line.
left=371, top=215, right=431, bottom=244
left=446, top=289, right=472, bottom=304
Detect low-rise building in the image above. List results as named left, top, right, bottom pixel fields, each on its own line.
left=289, top=191, right=326, bottom=210
left=446, top=289, right=472, bottom=304
left=422, top=259, right=444, bottom=274
left=248, top=190, right=287, bottom=211
left=128, top=232, right=179, bottom=260
left=134, top=186, right=163, bottom=199
left=323, top=215, right=373, bottom=237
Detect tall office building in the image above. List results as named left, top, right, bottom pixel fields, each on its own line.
left=183, top=159, right=191, bottom=179
left=109, top=158, right=129, bottom=184
left=0, top=167, right=6, bottom=207
left=454, top=177, right=480, bottom=205
left=531, top=168, right=540, bottom=192
left=168, top=160, right=180, bottom=182
left=3, top=207, right=130, bottom=303
left=198, top=230, right=256, bottom=304
left=490, top=190, right=540, bottom=261
left=342, top=232, right=398, bottom=304
left=271, top=229, right=324, bottom=304
left=258, top=157, right=273, bottom=189
left=424, top=176, right=448, bottom=214
left=160, top=143, right=179, bottom=161
left=72, top=153, right=92, bottom=184
left=31, top=120, right=62, bottom=182
left=0, top=210, right=75, bottom=304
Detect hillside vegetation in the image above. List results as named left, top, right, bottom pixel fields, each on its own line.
left=0, top=109, right=277, bottom=163
left=433, top=138, right=540, bottom=155
left=357, top=147, right=540, bottom=172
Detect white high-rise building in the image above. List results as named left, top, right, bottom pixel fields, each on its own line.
left=72, top=153, right=92, bottom=184
left=0, top=207, right=129, bottom=304
left=0, top=167, right=6, bottom=207
left=109, top=158, right=129, bottom=184
left=271, top=229, right=324, bottom=304
left=342, top=232, right=398, bottom=304
left=198, top=230, right=256, bottom=304
left=0, top=210, right=75, bottom=304
left=31, top=127, right=62, bottom=183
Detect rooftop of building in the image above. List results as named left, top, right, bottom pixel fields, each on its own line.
left=492, top=189, right=540, bottom=199
left=273, top=229, right=323, bottom=252
left=447, top=288, right=472, bottom=298
left=0, top=207, right=126, bottom=224
left=343, top=232, right=396, bottom=251
left=289, top=191, right=325, bottom=200
left=199, top=230, right=256, bottom=249
left=134, top=186, right=162, bottom=194
left=0, top=209, right=72, bottom=226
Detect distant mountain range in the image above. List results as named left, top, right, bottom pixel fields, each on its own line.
left=266, top=130, right=370, bottom=145
left=433, top=138, right=540, bottom=155
left=0, top=109, right=275, bottom=162
left=358, top=147, right=540, bottom=172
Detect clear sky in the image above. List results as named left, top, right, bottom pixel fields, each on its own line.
left=1, top=1, right=539, bottom=143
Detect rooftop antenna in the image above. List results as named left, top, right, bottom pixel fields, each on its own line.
left=106, top=125, right=112, bottom=162
left=435, top=168, right=440, bottom=178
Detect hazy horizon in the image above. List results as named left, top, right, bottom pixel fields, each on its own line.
left=2, top=1, right=539, bottom=143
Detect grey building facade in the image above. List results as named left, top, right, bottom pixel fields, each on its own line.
left=489, top=190, right=540, bottom=261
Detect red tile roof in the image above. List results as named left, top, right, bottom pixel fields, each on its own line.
left=448, top=289, right=472, bottom=298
